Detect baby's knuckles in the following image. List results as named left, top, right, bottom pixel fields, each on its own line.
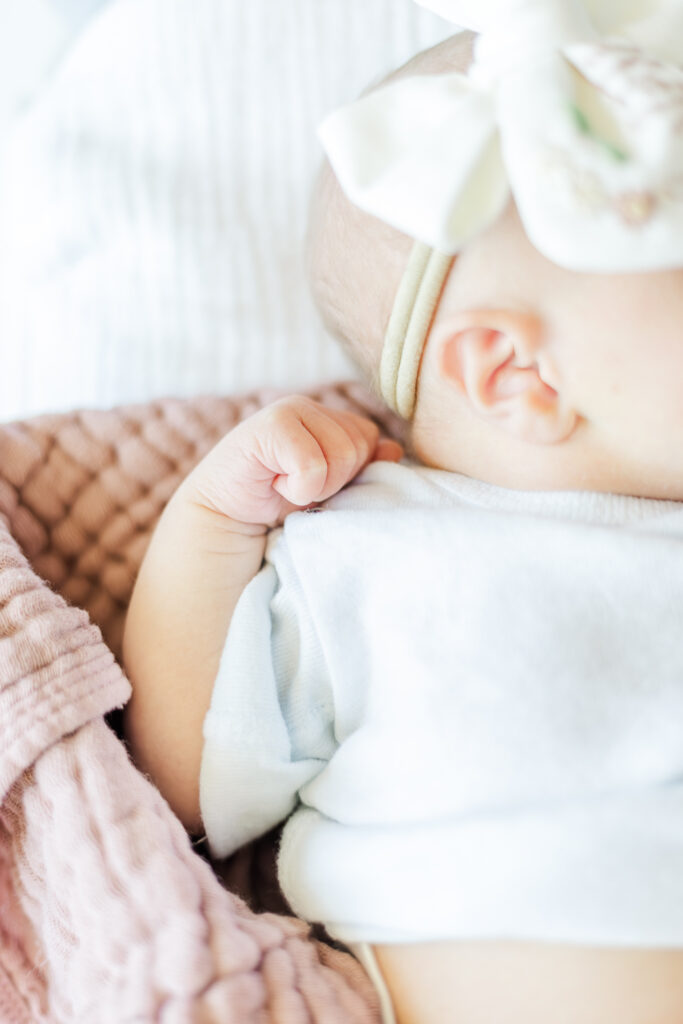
left=256, top=396, right=324, bottom=450
left=257, top=395, right=376, bottom=469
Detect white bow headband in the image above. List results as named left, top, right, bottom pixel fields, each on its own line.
left=319, top=0, right=683, bottom=418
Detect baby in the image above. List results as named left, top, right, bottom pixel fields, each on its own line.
left=124, top=3, right=683, bottom=1022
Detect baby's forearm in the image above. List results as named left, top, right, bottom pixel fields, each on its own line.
left=123, top=483, right=266, bottom=832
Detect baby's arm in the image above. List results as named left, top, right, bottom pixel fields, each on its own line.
left=122, top=397, right=400, bottom=832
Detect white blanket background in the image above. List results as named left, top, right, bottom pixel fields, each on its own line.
left=0, top=0, right=450, bottom=420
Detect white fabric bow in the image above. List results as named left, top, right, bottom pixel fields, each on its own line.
left=319, top=0, right=683, bottom=271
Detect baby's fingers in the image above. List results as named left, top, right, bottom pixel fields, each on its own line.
left=303, top=407, right=395, bottom=501
left=270, top=402, right=380, bottom=506
left=373, top=438, right=404, bottom=463
left=270, top=431, right=329, bottom=507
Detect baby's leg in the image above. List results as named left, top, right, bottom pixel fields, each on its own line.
left=375, top=942, right=683, bottom=1024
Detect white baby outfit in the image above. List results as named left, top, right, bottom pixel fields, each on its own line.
left=200, top=460, right=683, bottom=947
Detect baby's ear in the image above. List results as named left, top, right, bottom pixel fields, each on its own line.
left=436, top=309, right=578, bottom=444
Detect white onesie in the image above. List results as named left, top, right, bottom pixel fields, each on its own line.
left=200, top=460, right=683, bottom=947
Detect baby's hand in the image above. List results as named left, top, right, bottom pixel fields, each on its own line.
left=180, top=396, right=403, bottom=528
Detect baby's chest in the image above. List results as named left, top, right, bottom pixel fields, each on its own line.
left=294, top=509, right=683, bottom=822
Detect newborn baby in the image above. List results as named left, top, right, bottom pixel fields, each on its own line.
left=124, top=4, right=683, bottom=1021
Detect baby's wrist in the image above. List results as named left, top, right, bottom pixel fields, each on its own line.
left=168, top=479, right=270, bottom=544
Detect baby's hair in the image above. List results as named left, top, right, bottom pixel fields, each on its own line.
left=307, top=31, right=475, bottom=392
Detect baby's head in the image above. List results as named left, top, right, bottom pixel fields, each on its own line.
left=309, top=32, right=683, bottom=500
left=308, top=34, right=474, bottom=389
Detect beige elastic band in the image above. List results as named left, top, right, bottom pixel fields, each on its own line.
left=351, top=944, right=397, bottom=1024
left=380, top=242, right=454, bottom=419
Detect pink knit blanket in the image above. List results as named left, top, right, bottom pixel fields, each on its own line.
left=0, top=385, right=401, bottom=1023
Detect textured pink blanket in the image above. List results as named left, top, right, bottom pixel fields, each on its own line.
left=0, top=385, right=401, bottom=1023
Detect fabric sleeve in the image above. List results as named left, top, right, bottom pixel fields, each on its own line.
left=199, top=555, right=335, bottom=859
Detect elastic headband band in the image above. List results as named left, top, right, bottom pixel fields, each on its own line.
left=380, top=242, right=454, bottom=418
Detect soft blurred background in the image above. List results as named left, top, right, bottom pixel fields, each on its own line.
left=0, top=2, right=104, bottom=142
left=0, top=0, right=451, bottom=421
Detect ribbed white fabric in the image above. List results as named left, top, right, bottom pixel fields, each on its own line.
left=0, top=0, right=450, bottom=421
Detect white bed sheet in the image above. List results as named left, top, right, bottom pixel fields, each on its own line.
left=0, top=0, right=450, bottom=420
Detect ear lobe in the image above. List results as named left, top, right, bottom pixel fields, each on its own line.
left=437, top=310, right=578, bottom=445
